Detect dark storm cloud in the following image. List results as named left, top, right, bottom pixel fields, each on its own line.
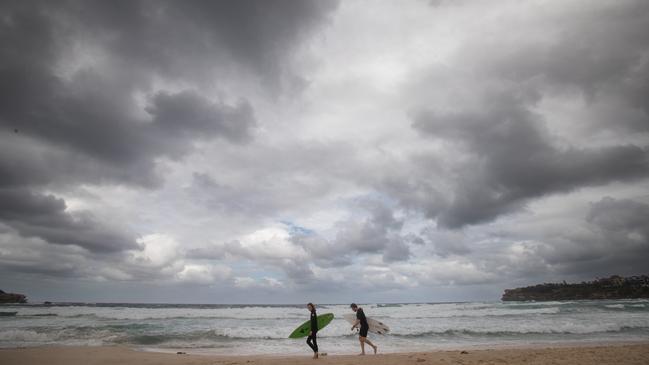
left=470, top=0, right=649, bottom=124
left=170, top=0, right=339, bottom=82
left=0, top=0, right=336, bottom=253
left=534, top=197, right=649, bottom=278
left=1, top=86, right=256, bottom=188
left=587, top=197, right=649, bottom=233
left=56, top=0, right=338, bottom=86
left=403, top=0, right=649, bottom=228
left=148, top=90, right=257, bottom=149
left=587, top=197, right=649, bottom=255
left=0, top=84, right=256, bottom=251
left=575, top=197, right=649, bottom=275
left=412, top=92, right=649, bottom=228
left=0, top=188, right=138, bottom=253
left=0, top=0, right=336, bottom=187
left=463, top=194, right=649, bottom=284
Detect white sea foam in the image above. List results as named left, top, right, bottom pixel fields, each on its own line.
left=1, top=300, right=648, bottom=353
left=0, top=329, right=52, bottom=342
left=605, top=304, right=626, bottom=309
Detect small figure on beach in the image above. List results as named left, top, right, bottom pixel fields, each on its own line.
left=350, top=303, right=377, bottom=355
left=306, top=302, right=319, bottom=359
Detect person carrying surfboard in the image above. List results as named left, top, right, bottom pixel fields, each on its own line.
left=350, top=303, right=377, bottom=355
left=306, top=303, right=319, bottom=359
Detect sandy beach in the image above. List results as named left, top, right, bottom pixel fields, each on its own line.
left=2, top=343, right=648, bottom=365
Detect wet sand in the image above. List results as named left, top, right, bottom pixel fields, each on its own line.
left=2, top=343, right=649, bottom=365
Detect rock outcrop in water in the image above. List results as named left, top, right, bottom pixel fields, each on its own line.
left=0, top=290, right=27, bottom=303
left=502, top=275, right=649, bottom=301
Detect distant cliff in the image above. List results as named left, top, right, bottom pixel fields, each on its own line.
left=502, top=275, right=649, bottom=301
left=0, top=290, right=27, bottom=303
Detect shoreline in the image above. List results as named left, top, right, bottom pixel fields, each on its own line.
left=1, top=342, right=648, bottom=365
left=135, top=338, right=649, bottom=356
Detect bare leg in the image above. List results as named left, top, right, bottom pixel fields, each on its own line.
left=364, top=338, right=377, bottom=354
left=359, top=337, right=366, bottom=355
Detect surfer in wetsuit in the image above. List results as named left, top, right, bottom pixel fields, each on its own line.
left=306, top=302, right=319, bottom=359
left=350, top=303, right=377, bottom=355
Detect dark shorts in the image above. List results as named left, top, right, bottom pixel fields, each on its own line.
left=359, top=325, right=369, bottom=337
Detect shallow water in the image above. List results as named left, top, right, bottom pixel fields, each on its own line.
left=1, top=299, right=648, bottom=354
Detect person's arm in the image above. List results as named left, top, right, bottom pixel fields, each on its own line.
left=351, top=319, right=360, bottom=330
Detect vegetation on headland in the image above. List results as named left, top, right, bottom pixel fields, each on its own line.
left=502, top=275, right=649, bottom=301
left=0, top=290, right=27, bottom=303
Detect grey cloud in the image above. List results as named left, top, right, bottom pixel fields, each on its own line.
left=412, top=93, right=649, bottom=228
left=0, top=86, right=256, bottom=250
left=0, top=131, right=161, bottom=189
left=394, top=0, right=649, bottom=229
left=421, top=227, right=471, bottom=257
left=148, top=90, right=257, bottom=147
left=192, top=172, right=219, bottom=189
left=0, top=0, right=334, bottom=190
left=190, top=199, right=416, bottom=287
left=185, top=140, right=358, bottom=219
left=0, top=232, right=88, bottom=279
left=0, top=228, right=228, bottom=285
left=0, top=188, right=139, bottom=253
left=292, top=199, right=413, bottom=265
left=282, top=261, right=317, bottom=285
left=1, top=0, right=335, bottom=262
left=169, top=0, right=338, bottom=83
left=587, top=197, right=649, bottom=234
left=476, top=196, right=649, bottom=282
left=580, top=197, right=649, bottom=274
left=1, top=81, right=257, bottom=189
left=382, top=237, right=411, bottom=262
left=3, top=0, right=649, bottom=302
left=185, top=246, right=224, bottom=261
left=290, top=235, right=352, bottom=267
left=58, top=0, right=338, bottom=86
left=464, top=1, right=649, bottom=129
left=200, top=239, right=317, bottom=287
left=404, top=233, right=425, bottom=246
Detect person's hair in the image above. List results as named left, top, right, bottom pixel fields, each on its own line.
left=307, top=302, right=315, bottom=310
left=350, top=303, right=357, bottom=309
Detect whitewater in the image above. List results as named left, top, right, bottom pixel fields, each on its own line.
left=1, top=300, right=648, bottom=354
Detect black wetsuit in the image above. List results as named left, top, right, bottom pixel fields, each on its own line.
left=306, top=310, right=318, bottom=353
left=357, top=308, right=369, bottom=337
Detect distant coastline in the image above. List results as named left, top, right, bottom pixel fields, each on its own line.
left=502, top=275, right=649, bottom=301
left=0, top=290, right=27, bottom=304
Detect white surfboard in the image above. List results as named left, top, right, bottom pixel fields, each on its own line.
left=343, top=312, right=390, bottom=335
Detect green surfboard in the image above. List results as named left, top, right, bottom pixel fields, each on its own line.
left=288, top=313, right=334, bottom=338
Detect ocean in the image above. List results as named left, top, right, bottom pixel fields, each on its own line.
left=1, top=300, right=648, bottom=354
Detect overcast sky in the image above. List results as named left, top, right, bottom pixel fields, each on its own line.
left=1, top=0, right=648, bottom=304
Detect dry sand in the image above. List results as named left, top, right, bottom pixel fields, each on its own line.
left=1, top=343, right=648, bottom=365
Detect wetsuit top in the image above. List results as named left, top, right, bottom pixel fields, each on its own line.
left=356, top=308, right=368, bottom=328
left=310, top=310, right=318, bottom=333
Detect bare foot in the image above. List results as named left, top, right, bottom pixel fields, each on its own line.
left=358, top=353, right=365, bottom=356
left=373, top=345, right=378, bottom=354
left=312, top=353, right=319, bottom=359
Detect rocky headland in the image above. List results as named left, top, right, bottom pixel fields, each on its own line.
left=502, top=275, right=649, bottom=301
left=0, top=290, right=27, bottom=303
